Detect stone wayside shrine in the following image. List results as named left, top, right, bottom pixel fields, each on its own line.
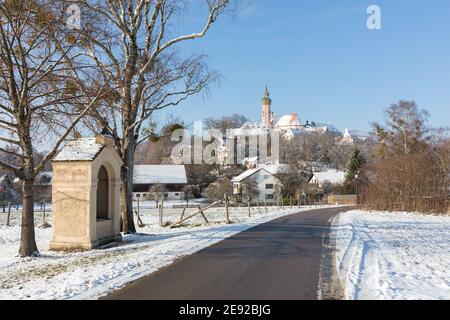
left=50, top=133, right=123, bottom=251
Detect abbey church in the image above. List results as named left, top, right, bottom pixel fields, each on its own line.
left=238, top=86, right=343, bottom=139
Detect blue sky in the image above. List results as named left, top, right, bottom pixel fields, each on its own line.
left=157, top=0, right=450, bottom=132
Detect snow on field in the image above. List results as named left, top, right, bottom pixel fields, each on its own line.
left=331, top=210, right=450, bottom=300
left=0, top=203, right=333, bottom=300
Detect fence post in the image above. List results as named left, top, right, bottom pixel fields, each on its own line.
left=247, top=198, right=251, bottom=217
left=43, top=200, right=46, bottom=225
left=180, top=207, right=186, bottom=220
left=224, top=193, right=230, bottom=224
left=197, top=205, right=209, bottom=224
left=137, top=196, right=140, bottom=223
left=290, top=196, right=292, bottom=209
left=135, top=196, right=145, bottom=228
left=6, top=202, right=11, bottom=226
left=160, top=196, right=165, bottom=227
left=256, top=199, right=262, bottom=215
left=264, top=199, right=268, bottom=214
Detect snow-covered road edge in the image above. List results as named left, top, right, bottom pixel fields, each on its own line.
left=317, top=214, right=346, bottom=300
left=330, top=210, right=450, bottom=300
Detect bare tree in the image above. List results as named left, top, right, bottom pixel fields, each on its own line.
left=204, top=177, right=232, bottom=201
left=373, top=100, right=430, bottom=156
left=148, top=183, right=167, bottom=206
left=240, top=176, right=260, bottom=203
left=277, top=163, right=308, bottom=198
left=364, top=102, right=449, bottom=214
left=0, top=1, right=111, bottom=256
left=185, top=164, right=216, bottom=198
left=76, top=0, right=230, bottom=233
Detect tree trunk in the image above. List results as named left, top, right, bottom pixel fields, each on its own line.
left=18, top=179, right=38, bottom=257
left=120, top=143, right=137, bottom=234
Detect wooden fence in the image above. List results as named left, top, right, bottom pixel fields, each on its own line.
left=327, top=194, right=357, bottom=206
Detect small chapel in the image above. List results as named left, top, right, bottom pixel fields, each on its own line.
left=50, top=132, right=123, bottom=251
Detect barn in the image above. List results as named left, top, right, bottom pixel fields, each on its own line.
left=133, top=165, right=188, bottom=201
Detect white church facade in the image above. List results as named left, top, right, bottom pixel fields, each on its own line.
left=239, top=86, right=349, bottom=140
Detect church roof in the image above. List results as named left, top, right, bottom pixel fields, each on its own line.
left=274, top=113, right=301, bottom=128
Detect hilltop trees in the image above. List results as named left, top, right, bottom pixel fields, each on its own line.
left=205, top=114, right=249, bottom=132
left=135, top=119, right=186, bottom=165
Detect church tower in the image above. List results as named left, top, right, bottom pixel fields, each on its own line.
left=261, top=86, right=272, bottom=128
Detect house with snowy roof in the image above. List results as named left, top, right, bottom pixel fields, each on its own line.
left=231, top=165, right=282, bottom=204
left=133, top=165, right=188, bottom=200
left=309, top=169, right=346, bottom=188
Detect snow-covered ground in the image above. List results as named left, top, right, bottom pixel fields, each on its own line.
left=331, top=210, right=450, bottom=300
left=0, top=203, right=334, bottom=300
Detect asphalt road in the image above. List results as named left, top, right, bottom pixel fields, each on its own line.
left=104, top=206, right=353, bottom=300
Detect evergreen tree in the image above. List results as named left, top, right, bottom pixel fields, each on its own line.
left=346, top=149, right=366, bottom=181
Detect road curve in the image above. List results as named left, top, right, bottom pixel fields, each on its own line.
left=103, top=206, right=353, bottom=300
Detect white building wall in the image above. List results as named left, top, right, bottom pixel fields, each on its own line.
left=133, top=191, right=185, bottom=201
left=243, top=170, right=281, bottom=204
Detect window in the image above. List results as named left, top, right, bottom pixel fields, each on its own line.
left=175, top=193, right=179, bottom=196
left=265, top=194, right=274, bottom=200
left=265, top=184, right=274, bottom=190
left=96, top=166, right=109, bottom=220
left=136, top=194, right=141, bottom=198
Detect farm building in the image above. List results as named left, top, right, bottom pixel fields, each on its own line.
left=133, top=165, right=188, bottom=200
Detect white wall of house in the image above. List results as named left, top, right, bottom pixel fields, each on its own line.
left=133, top=191, right=185, bottom=201
left=234, top=169, right=282, bottom=204
left=310, top=169, right=346, bottom=188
